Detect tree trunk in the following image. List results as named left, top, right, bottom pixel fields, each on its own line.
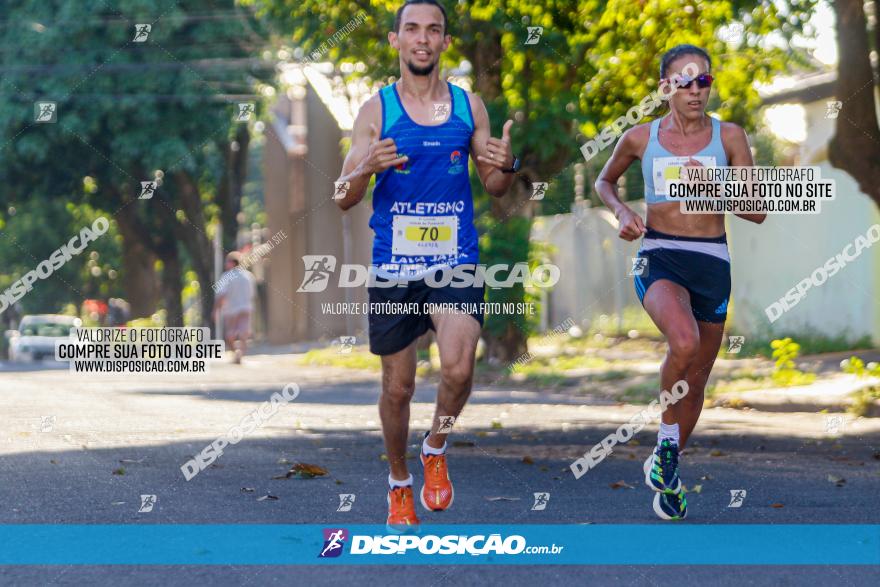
left=159, top=246, right=184, bottom=327
left=482, top=177, right=534, bottom=363
left=828, top=0, right=880, bottom=208
left=126, top=179, right=188, bottom=328
left=218, top=125, right=250, bottom=251
left=174, top=171, right=215, bottom=327
left=466, top=28, right=536, bottom=362
left=116, top=204, right=160, bottom=319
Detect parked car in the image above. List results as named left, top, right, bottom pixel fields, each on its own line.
left=5, top=315, right=82, bottom=362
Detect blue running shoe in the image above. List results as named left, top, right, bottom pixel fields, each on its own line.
left=643, top=439, right=681, bottom=493
left=653, top=486, right=688, bottom=520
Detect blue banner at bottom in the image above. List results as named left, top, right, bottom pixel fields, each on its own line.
left=0, top=525, right=877, bottom=565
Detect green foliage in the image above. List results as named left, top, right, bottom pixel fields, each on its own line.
left=0, top=200, right=125, bottom=315
left=770, top=337, right=815, bottom=387
left=841, top=356, right=880, bottom=378
left=127, top=310, right=166, bottom=327
left=479, top=214, right=531, bottom=338
left=182, top=270, right=203, bottom=326
left=849, top=387, right=880, bottom=417
left=0, top=1, right=272, bottom=316
left=841, top=357, right=880, bottom=416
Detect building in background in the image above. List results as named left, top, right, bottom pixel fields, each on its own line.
left=262, top=64, right=373, bottom=344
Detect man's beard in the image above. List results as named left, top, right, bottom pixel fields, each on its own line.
left=406, top=59, right=436, bottom=76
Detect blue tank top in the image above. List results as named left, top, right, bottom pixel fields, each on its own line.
left=371, top=81, right=477, bottom=278
left=641, top=116, right=728, bottom=204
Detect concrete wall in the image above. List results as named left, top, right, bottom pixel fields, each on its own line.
left=728, top=164, right=880, bottom=344
left=532, top=189, right=879, bottom=345
left=531, top=201, right=647, bottom=331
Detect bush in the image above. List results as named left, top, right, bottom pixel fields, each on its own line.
left=770, top=337, right=815, bottom=387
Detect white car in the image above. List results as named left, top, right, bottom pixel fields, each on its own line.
left=6, top=315, right=82, bottom=362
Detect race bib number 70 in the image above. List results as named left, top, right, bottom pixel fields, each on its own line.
left=391, top=215, right=458, bottom=256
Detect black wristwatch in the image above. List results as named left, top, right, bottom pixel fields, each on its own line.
left=501, top=155, right=521, bottom=174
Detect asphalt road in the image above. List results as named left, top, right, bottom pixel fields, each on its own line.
left=1, top=353, right=878, bottom=585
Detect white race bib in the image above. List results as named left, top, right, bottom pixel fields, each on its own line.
left=652, top=156, right=717, bottom=196
left=391, top=215, right=458, bottom=257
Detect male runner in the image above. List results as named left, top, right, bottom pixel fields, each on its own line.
left=333, top=0, right=517, bottom=531
left=595, top=44, right=765, bottom=520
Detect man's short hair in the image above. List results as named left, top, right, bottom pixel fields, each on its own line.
left=226, top=252, right=242, bottom=266
left=660, top=44, right=711, bottom=78
left=394, top=0, right=448, bottom=36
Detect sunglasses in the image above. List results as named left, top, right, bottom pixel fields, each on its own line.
left=669, top=73, right=714, bottom=89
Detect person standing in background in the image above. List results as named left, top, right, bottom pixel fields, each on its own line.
left=214, top=252, right=256, bottom=364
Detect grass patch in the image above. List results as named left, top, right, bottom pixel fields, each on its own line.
left=733, top=334, right=873, bottom=359
left=590, top=307, right=662, bottom=338
left=510, top=354, right=611, bottom=379
left=520, top=372, right=570, bottom=387
left=589, top=369, right=633, bottom=382
left=619, top=378, right=660, bottom=403
left=708, top=376, right=770, bottom=396
left=300, top=346, right=380, bottom=371
left=709, top=372, right=817, bottom=396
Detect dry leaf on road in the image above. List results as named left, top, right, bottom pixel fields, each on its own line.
left=273, top=463, right=329, bottom=480
left=610, top=480, right=635, bottom=489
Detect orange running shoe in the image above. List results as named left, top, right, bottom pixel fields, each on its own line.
left=386, top=486, right=420, bottom=533
left=420, top=451, right=454, bottom=511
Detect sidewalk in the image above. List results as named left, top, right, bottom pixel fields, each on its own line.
left=711, top=373, right=880, bottom=415
left=214, top=342, right=880, bottom=417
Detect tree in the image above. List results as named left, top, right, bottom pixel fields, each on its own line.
left=828, top=0, right=880, bottom=208
left=247, top=0, right=816, bottom=359
left=0, top=0, right=272, bottom=324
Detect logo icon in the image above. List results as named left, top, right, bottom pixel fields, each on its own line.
left=394, top=153, right=409, bottom=173
left=297, top=255, right=337, bottom=293
left=333, top=181, right=349, bottom=201
left=432, top=103, right=450, bottom=122
left=448, top=150, right=464, bottom=175
left=718, top=22, right=744, bottom=44
left=525, top=26, right=543, bottom=45
left=715, top=299, right=728, bottom=315
left=825, top=101, right=842, bottom=119
left=319, top=528, right=348, bottom=558
left=727, top=336, right=745, bottom=354
left=39, top=415, right=56, bottom=432
left=629, top=257, right=648, bottom=276
left=336, top=494, right=355, bottom=512
left=139, top=181, right=157, bottom=200
left=236, top=103, right=255, bottom=122
left=34, top=102, right=57, bottom=123
left=531, top=492, right=549, bottom=511
left=728, top=489, right=746, bottom=508
left=530, top=182, right=548, bottom=201
left=824, top=414, right=847, bottom=435
left=337, top=336, right=356, bottom=354
left=133, top=24, right=151, bottom=42
left=138, top=494, right=157, bottom=513
left=437, top=415, right=456, bottom=434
